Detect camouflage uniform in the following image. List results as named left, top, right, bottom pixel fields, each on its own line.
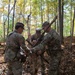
left=31, top=33, right=40, bottom=42
left=29, top=30, right=45, bottom=75
left=4, top=30, right=28, bottom=75
left=33, top=29, right=61, bottom=75
left=31, top=28, right=42, bottom=43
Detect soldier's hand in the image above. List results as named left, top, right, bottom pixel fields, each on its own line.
left=26, top=48, right=32, bottom=55
left=37, top=50, right=42, bottom=55
left=30, top=48, right=35, bottom=53
left=33, top=40, right=37, bottom=44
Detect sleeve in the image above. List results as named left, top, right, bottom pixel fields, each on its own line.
left=31, top=35, right=34, bottom=42
left=33, top=33, right=52, bottom=52
left=18, top=35, right=29, bottom=53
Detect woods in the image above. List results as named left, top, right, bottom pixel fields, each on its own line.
left=0, top=0, right=74, bottom=40
left=0, top=0, right=75, bottom=75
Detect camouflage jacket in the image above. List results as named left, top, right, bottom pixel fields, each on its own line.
left=33, top=29, right=61, bottom=56
left=4, top=30, right=28, bottom=62
left=31, top=33, right=41, bottom=42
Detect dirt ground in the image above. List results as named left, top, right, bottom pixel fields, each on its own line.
left=0, top=36, right=75, bottom=75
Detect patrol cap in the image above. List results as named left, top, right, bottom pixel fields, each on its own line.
left=15, top=22, right=24, bottom=29
left=42, top=21, right=50, bottom=27
left=36, top=28, right=41, bottom=33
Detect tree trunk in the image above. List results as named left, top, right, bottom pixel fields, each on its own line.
left=3, top=21, right=5, bottom=41
left=58, top=0, right=63, bottom=44
left=61, top=0, right=64, bottom=43
left=46, top=1, right=49, bottom=22
left=12, top=0, right=16, bottom=31
left=40, top=0, right=43, bottom=25
left=69, top=7, right=75, bottom=49
left=23, top=0, right=25, bottom=23
left=7, top=0, right=10, bottom=36
left=55, top=7, right=58, bottom=31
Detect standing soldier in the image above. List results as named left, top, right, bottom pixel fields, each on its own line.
left=4, top=22, right=29, bottom=75
left=31, top=28, right=42, bottom=45
left=30, top=28, right=45, bottom=75
left=31, top=21, right=62, bottom=75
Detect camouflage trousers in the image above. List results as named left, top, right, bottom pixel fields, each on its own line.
left=6, top=61, right=22, bottom=75
left=48, top=52, right=61, bottom=75
left=25, top=53, right=45, bottom=75
left=31, top=55, right=45, bottom=75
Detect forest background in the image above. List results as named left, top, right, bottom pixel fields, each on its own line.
left=0, top=1, right=75, bottom=75
left=0, top=0, right=75, bottom=43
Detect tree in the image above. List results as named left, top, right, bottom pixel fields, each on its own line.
left=12, top=0, right=16, bottom=31
left=7, top=0, right=10, bottom=36
left=58, top=0, right=63, bottom=44
left=69, top=7, right=75, bottom=49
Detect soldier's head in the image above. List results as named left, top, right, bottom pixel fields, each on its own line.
left=42, top=21, right=50, bottom=32
left=36, top=28, right=41, bottom=33
left=15, top=22, right=24, bottom=34
left=35, top=28, right=41, bottom=35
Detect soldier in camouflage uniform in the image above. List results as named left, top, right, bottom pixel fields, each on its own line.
left=4, top=22, right=29, bottom=75
left=31, top=21, right=61, bottom=75
left=30, top=28, right=45, bottom=75
left=31, top=28, right=42, bottom=44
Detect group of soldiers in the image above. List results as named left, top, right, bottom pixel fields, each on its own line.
left=4, top=21, right=62, bottom=75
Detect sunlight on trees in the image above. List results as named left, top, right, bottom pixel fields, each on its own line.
left=0, top=0, right=75, bottom=41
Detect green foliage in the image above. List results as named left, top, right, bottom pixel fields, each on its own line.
left=0, top=28, right=3, bottom=36
left=0, top=0, right=75, bottom=41
left=63, top=24, right=71, bottom=36
left=0, top=24, right=4, bottom=42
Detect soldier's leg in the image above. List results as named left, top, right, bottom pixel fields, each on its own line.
left=12, top=61, right=22, bottom=75
left=48, top=53, right=61, bottom=75
left=40, top=55, right=45, bottom=75
left=31, top=60, right=37, bottom=75
left=31, top=54, right=37, bottom=75
left=7, top=63, right=14, bottom=75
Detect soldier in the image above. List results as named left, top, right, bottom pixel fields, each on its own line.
left=31, top=28, right=42, bottom=45
left=30, top=28, right=45, bottom=75
left=31, top=21, right=61, bottom=75
left=4, top=22, right=29, bottom=75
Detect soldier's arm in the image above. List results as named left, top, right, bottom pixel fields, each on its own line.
left=18, top=35, right=29, bottom=53
left=32, top=33, right=52, bottom=52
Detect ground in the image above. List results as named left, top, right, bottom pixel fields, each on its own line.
left=0, top=36, right=75, bottom=75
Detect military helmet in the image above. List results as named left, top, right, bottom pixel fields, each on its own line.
left=42, top=21, right=49, bottom=27
left=15, top=22, right=24, bottom=29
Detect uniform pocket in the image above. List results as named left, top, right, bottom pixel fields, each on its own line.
left=4, top=49, right=16, bottom=62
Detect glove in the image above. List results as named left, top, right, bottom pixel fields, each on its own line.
left=37, top=50, right=42, bottom=55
